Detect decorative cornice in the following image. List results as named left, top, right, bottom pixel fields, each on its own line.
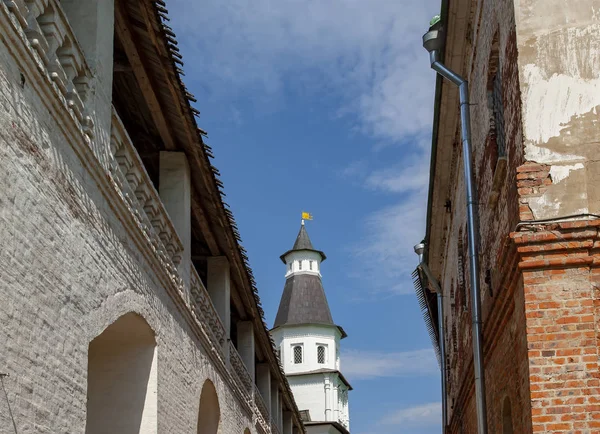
left=512, top=220, right=600, bottom=270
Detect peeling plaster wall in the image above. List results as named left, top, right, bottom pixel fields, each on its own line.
left=515, top=0, right=600, bottom=219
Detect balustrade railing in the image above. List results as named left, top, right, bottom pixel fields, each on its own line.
left=254, top=384, right=270, bottom=432
left=3, top=0, right=94, bottom=137
left=109, top=109, right=184, bottom=279
left=229, top=341, right=253, bottom=400
left=255, top=422, right=267, bottom=434
left=190, top=266, right=226, bottom=355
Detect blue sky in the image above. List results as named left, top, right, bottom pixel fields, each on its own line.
left=168, top=1, right=441, bottom=432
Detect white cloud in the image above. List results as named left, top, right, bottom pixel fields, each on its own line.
left=348, top=148, right=430, bottom=296
left=350, top=184, right=427, bottom=295
left=342, top=348, right=439, bottom=380
left=365, top=151, right=430, bottom=194
left=338, top=160, right=368, bottom=180
left=380, top=402, right=442, bottom=427
left=168, top=0, right=439, bottom=145
left=166, top=0, right=439, bottom=297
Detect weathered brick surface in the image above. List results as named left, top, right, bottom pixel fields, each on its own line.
left=513, top=224, right=600, bottom=433
left=0, top=11, right=258, bottom=434
left=437, top=0, right=600, bottom=427
left=438, top=0, right=532, bottom=431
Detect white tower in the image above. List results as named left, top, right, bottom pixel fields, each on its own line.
left=271, top=222, right=351, bottom=434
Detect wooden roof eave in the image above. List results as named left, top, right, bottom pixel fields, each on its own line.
left=427, top=0, right=472, bottom=280
left=118, top=1, right=304, bottom=427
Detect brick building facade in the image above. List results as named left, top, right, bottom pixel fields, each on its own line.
left=0, top=1, right=304, bottom=433
left=418, top=0, right=600, bottom=432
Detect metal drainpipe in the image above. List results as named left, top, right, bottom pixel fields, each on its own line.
left=423, top=22, right=488, bottom=434
left=414, top=244, right=447, bottom=430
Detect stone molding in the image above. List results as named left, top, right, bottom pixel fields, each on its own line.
left=512, top=219, right=600, bottom=270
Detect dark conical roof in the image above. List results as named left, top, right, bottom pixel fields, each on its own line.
left=293, top=224, right=315, bottom=250
left=273, top=274, right=334, bottom=327
left=279, top=224, right=326, bottom=263
left=273, top=224, right=346, bottom=338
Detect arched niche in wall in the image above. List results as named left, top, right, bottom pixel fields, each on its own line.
left=86, top=312, right=158, bottom=434
left=198, top=379, right=220, bottom=434
left=502, top=396, right=514, bottom=434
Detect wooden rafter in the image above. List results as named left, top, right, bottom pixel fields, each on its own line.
left=114, top=1, right=176, bottom=150
left=191, top=194, right=220, bottom=256
left=137, top=0, right=223, bottom=259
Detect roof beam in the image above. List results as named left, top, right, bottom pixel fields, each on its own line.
left=114, top=1, right=176, bottom=150
left=191, top=194, right=220, bottom=256
left=137, top=0, right=226, bottom=261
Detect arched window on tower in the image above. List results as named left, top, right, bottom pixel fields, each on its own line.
left=317, top=345, right=326, bottom=364
left=293, top=345, right=303, bottom=364
left=299, top=260, right=302, bottom=270
left=309, top=260, right=313, bottom=270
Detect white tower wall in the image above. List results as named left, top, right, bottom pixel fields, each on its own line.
left=272, top=325, right=340, bottom=374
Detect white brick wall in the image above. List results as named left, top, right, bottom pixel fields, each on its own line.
left=0, top=6, right=263, bottom=433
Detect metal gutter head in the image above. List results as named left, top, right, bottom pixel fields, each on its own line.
left=422, top=19, right=444, bottom=54
left=414, top=242, right=426, bottom=263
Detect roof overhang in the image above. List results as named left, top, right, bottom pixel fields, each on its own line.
left=286, top=368, right=353, bottom=390
left=422, top=0, right=471, bottom=355
left=304, top=421, right=350, bottom=434
left=113, top=1, right=306, bottom=430
left=270, top=322, right=348, bottom=339
left=279, top=248, right=327, bottom=264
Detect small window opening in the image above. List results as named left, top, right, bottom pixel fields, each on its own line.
left=309, top=260, right=313, bottom=270
left=293, top=346, right=303, bottom=364
left=317, top=346, right=326, bottom=364
left=299, top=261, right=302, bottom=270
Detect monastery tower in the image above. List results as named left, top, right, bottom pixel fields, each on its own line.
left=271, top=221, right=351, bottom=434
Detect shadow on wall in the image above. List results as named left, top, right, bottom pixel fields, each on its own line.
left=86, top=312, right=158, bottom=434
left=198, top=379, right=220, bottom=434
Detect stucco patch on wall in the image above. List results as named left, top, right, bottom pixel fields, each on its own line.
left=549, top=163, right=585, bottom=184
left=522, top=64, right=600, bottom=159
left=526, top=193, right=589, bottom=219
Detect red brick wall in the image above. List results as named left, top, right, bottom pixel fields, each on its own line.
left=446, top=241, right=532, bottom=434
left=440, top=0, right=532, bottom=431
left=513, top=222, right=600, bottom=432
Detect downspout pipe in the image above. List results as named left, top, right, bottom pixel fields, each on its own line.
left=422, top=20, right=488, bottom=434
left=414, top=243, right=447, bottom=430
